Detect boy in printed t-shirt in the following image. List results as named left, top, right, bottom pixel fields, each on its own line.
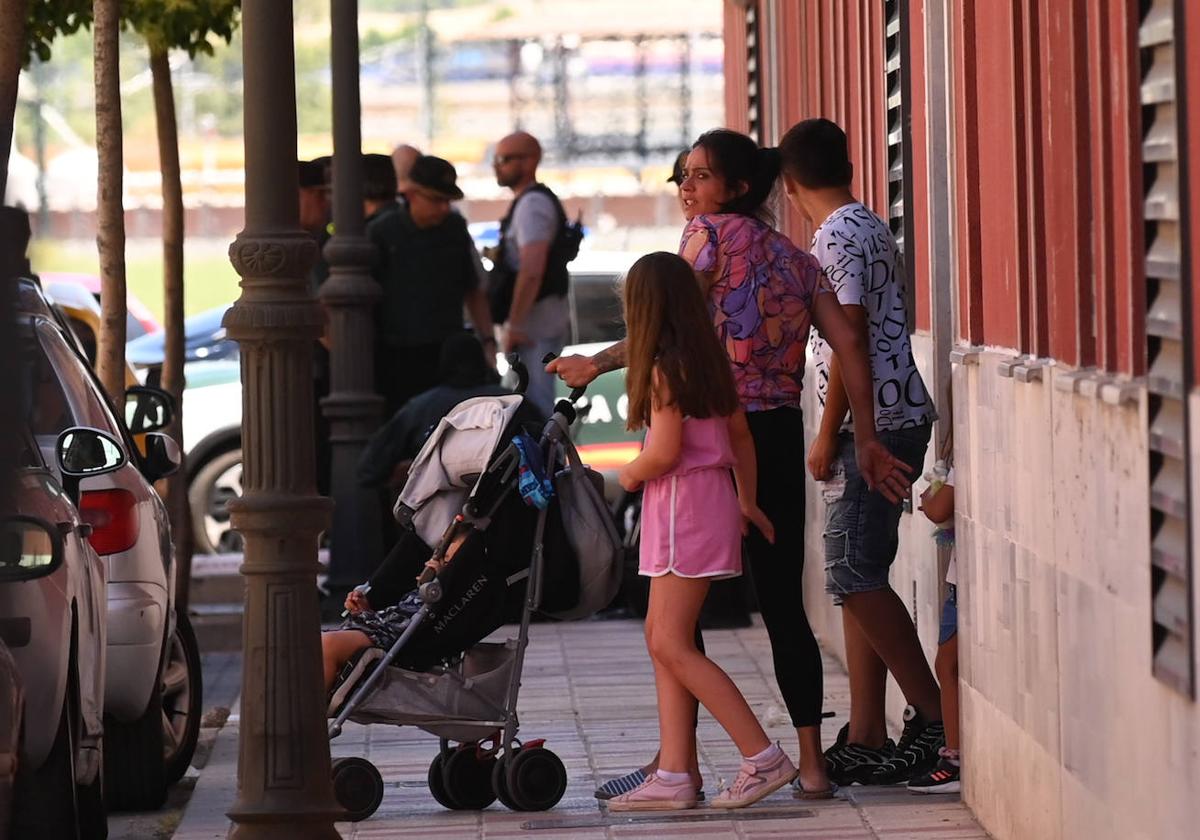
left=779, top=118, right=943, bottom=786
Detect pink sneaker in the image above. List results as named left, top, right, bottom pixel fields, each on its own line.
left=711, top=749, right=798, bottom=809
left=605, top=773, right=699, bottom=812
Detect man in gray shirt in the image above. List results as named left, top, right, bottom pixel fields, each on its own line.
left=490, top=131, right=571, bottom=415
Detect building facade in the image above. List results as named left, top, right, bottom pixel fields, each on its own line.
left=722, top=2, right=1200, bottom=838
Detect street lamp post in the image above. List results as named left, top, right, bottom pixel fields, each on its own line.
left=321, top=0, right=384, bottom=600
left=224, top=1, right=341, bottom=836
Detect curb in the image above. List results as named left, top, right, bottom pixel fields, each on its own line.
left=171, top=721, right=238, bottom=839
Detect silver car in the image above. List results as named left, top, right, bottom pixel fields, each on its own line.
left=1, top=425, right=119, bottom=838
left=16, top=278, right=202, bottom=810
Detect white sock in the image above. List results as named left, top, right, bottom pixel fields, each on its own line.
left=655, top=769, right=690, bottom=784
left=746, top=742, right=781, bottom=765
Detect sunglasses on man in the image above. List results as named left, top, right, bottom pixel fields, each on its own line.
left=492, top=153, right=529, bottom=166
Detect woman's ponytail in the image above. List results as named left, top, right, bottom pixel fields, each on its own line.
left=745, top=146, right=782, bottom=214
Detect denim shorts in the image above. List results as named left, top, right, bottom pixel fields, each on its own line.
left=938, top=584, right=958, bottom=645
left=823, top=424, right=932, bottom=604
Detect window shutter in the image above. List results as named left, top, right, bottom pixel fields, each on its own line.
left=1141, top=0, right=1194, bottom=698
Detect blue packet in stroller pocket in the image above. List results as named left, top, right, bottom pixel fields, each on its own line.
left=513, top=431, right=554, bottom=510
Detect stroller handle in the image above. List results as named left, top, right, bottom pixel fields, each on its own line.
left=506, top=353, right=530, bottom=395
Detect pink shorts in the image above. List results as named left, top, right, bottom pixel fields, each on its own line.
left=638, top=467, right=742, bottom=579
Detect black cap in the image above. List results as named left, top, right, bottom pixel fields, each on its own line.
left=363, top=153, right=398, bottom=201
left=407, top=155, right=464, bottom=201
left=667, top=149, right=689, bottom=185
left=298, top=158, right=330, bottom=189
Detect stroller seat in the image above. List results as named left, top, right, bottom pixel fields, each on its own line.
left=326, top=377, right=621, bottom=820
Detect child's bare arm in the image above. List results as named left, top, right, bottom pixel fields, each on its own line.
left=728, top=410, right=758, bottom=507
left=919, top=483, right=955, bottom=524
left=729, top=411, right=774, bottom=542
left=619, top=372, right=682, bottom=487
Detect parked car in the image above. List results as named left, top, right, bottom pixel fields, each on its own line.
left=42, top=277, right=143, bottom=392
left=181, top=359, right=244, bottom=554
left=13, top=277, right=202, bottom=811
left=1, top=423, right=118, bottom=838
left=40, top=271, right=160, bottom=341
left=125, top=304, right=237, bottom=368
left=179, top=252, right=645, bottom=553
left=0, top=640, right=21, bottom=840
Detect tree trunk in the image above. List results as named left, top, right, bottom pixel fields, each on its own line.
left=150, top=46, right=193, bottom=612
left=93, top=0, right=126, bottom=403
left=0, top=0, right=29, bottom=202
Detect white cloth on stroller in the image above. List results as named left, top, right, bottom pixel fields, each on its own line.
left=394, top=395, right=524, bottom=548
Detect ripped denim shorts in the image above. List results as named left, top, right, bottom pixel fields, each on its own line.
left=822, top=424, right=931, bottom=605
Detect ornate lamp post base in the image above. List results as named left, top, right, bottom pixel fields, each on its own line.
left=226, top=2, right=344, bottom=835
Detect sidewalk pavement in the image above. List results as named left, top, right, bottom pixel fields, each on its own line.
left=174, top=619, right=989, bottom=839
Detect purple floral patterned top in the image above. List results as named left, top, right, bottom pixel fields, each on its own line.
left=680, top=213, right=831, bottom=412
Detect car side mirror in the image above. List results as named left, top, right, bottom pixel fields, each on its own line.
left=0, top=515, right=64, bottom=581
left=125, top=385, right=175, bottom=435
left=140, top=432, right=181, bottom=482
left=56, top=426, right=126, bottom=505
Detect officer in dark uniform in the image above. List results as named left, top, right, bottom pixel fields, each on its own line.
left=367, top=154, right=494, bottom=419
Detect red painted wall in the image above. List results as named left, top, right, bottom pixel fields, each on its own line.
left=942, top=0, right=1143, bottom=367
left=951, top=0, right=984, bottom=345
left=757, top=2, right=890, bottom=254
left=1040, top=0, right=1095, bottom=367
left=723, top=2, right=751, bottom=136
left=908, top=0, right=933, bottom=331
left=1187, top=0, right=1200, bottom=380
left=725, top=0, right=1151, bottom=369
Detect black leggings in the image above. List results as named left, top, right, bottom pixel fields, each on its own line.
left=742, top=407, right=823, bottom=728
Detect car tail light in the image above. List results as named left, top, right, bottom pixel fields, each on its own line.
left=79, top=489, right=140, bottom=555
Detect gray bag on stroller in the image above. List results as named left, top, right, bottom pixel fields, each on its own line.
left=543, top=440, right=622, bottom=620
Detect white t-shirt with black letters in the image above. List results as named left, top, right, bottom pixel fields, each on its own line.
left=808, top=202, right=935, bottom=432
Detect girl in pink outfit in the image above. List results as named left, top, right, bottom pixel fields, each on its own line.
left=607, top=252, right=798, bottom=812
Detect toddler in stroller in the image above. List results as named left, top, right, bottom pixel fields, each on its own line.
left=320, top=359, right=621, bottom=820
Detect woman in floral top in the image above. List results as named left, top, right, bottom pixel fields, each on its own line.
left=548, top=129, right=912, bottom=801
left=681, top=210, right=827, bottom=411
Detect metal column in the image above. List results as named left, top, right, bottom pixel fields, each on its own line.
left=321, top=0, right=384, bottom=601
left=224, top=0, right=341, bottom=835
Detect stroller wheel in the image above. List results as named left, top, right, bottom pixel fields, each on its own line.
left=492, top=755, right=526, bottom=811
left=505, top=746, right=568, bottom=812
left=331, top=757, right=384, bottom=822
left=428, top=752, right=461, bottom=810
left=444, top=746, right=499, bottom=810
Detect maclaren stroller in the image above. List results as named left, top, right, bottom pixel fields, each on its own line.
left=325, top=358, right=622, bottom=820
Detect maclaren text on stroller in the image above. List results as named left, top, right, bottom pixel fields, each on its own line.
left=326, top=357, right=621, bottom=820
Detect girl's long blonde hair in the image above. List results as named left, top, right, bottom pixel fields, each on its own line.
left=623, top=251, right=738, bottom=430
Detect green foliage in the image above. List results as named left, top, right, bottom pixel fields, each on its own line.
left=24, top=0, right=93, bottom=66
left=124, top=0, right=240, bottom=57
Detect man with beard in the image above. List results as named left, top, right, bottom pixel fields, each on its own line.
left=488, top=132, right=573, bottom=415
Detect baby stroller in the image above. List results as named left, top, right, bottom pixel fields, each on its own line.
left=326, top=357, right=621, bottom=820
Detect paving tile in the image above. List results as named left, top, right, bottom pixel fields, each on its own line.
left=175, top=618, right=988, bottom=839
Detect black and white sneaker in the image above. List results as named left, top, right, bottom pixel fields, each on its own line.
left=869, top=706, right=945, bottom=785
left=824, top=722, right=897, bottom=786
left=907, top=756, right=961, bottom=794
